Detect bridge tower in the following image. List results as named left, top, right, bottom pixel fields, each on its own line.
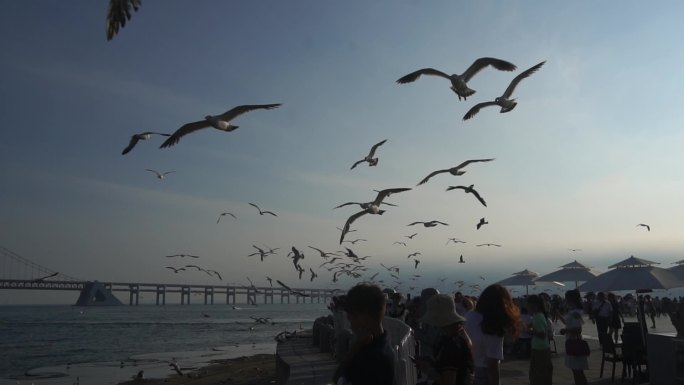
left=204, top=287, right=214, bottom=305
left=181, top=286, right=191, bottom=305
left=155, top=285, right=166, bottom=305
left=226, top=286, right=235, bottom=304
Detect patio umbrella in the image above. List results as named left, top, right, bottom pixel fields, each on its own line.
left=578, top=256, right=684, bottom=345
left=668, top=259, right=684, bottom=280
left=536, top=260, right=599, bottom=289
left=578, top=256, right=684, bottom=292
left=497, top=269, right=540, bottom=295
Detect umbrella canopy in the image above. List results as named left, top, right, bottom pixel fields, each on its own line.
left=536, top=260, right=598, bottom=288
left=668, top=263, right=684, bottom=280
left=496, top=268, right=556, bottom=295
left=579, top=256, right=684, bottom=292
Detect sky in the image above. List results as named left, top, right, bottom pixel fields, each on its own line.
left=2, top=1, right=684, bottom=304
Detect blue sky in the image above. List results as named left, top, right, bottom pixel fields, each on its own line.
left=2, top=1, right=684, bottom=303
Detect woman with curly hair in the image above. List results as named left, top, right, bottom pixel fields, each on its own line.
left=465, top=284, right=520, bottom=385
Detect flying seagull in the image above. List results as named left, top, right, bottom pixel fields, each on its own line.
left=396, top=58, right=517, bottom=100
left=418, top=158, right=495, bottom=185
left=248, top=203, right=277, bottom=216
left=408, top=221, right=448, bottom=228
left=459, top=255, right=465, bottom=264
left=266, top=276, right=273, bottom=287
left=463, top=61, right=546, bottom=121
left=568, top=248, right=582, bottom=252
left=308, top=246, right=338, bottom=259
left=636, top=223, right=650, bottom=232
left=393, top=241, right=407, bottom=246
left=160, top=104, right=282, bottom=148
left=476, top=243, right=501, bottom=247
left=407, top=252, right=421, bottom=259
left=165, top=267, right=186, bottom=274
left=446, top=184, right=487, bottom=207
left=289, top=247, right=305, bottom=269
left=414, top=259, right=420, bottom=269
left=446, top=238, right=466, bottom=245
left=121, top=132, right=170, bottom=155
left=339, top=187, right=411, bottom=244
left=248, top=245, right=269, bottom=262
left=166, top=254, right=200, bottom=258
left=216, top=212, right=237, bottom=224
left=343, top=239, right=368, bottom=245
left=333, top=201, right=397, bottom=210
left=476, top=218, right=488, bottom=230
left=207, top=270, right=223, bottom=280
left=106, top=0, right=141, bottom=41
left=309, top=268, right=318, bottom=282
left=277, top=280, right=309, bottom=297
left=351, top=139, right=387, bottom=169
left=146, top=169, right=176, bottom=180
left=405, top=233, right=418, bottom=240
left=337, top=226, right=356, bottom=233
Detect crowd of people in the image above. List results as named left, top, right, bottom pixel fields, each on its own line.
left=329, top=283, right=684, bottom=385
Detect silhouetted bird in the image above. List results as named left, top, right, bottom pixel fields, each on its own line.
left=396, top=58, right=517, bottom=101
left=106, top=0, right=141, bottom=41
left=418, top=158, right=495, bottom=185
left=121, top=132, right=170, bottom=154
left=636, top=223, right=650, bottom=231
left=351, top=139, right=387, bottom=169
left=160, top=104, right=281, bottom=148
left=446, top=184, right=487, bottom=207
left=476, top=218, right=488, bottom=230
left=146, top=169, right=175, bottom=180
left=408, top=221, right=448, bottom=228
left=463, top=61, right=546, bottom=120
left=248, top=203, right=277, bottom=216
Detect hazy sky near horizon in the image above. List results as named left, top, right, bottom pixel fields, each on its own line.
left=2, top=1, right=684, bottom=303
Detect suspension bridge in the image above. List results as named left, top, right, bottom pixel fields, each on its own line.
left=0, top=246, right=337, bottom=306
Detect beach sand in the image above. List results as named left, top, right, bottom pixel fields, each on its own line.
left=117, top=354, right=277, bottom=385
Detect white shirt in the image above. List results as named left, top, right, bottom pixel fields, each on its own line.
left=465, top=311, right=504, bottom=368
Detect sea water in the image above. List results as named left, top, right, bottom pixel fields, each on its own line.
left=0, top=303, right=328, bottom=384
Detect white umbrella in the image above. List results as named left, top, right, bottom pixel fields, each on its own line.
left=668, top=259, right=684, bottom=280
left=497, top=269, right=556, bottom=295
left=579, top=256, right=684, bottom=292
left=536, top=260, right=599, bottom=289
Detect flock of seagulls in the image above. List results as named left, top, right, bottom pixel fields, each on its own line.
left=104, top=4, right=653, bottom=296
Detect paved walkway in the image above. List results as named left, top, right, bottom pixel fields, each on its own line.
left=276, top=331, right=337, bottom=385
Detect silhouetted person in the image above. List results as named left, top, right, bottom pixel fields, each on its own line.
left=334, top=284, right=394, bottom=385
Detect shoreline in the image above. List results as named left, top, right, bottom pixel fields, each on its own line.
left=116, top=354, right=277, bottom=385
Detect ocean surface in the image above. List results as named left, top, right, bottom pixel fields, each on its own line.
left=0, top=303, right=328, bottom=385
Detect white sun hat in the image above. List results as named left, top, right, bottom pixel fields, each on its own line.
left=421, top=294, right=466, bottom=327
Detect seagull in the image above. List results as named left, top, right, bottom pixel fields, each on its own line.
left=393, top=241, right=407, bottom=246
left=396, top=58, right=517, bottom=101
left=446, top=238, right=466, bottom=245
left=339, top=188, right=411, bottom=244
left=568, top=248, right=582, bottom=252
left=146, top=169, right=176, bottom=180
left=160, top=104, right=282, bottom=148
left=414, top=259, right=420, bottom=269
left=246, top=277, right=262, bottom=293
left=405, top=233, right=418, bottom=240
left=369, top=272, right=379, bottom=280
left=121, top=132, right=170, bottom=155
left=184, top=264, right=205, bottom=272
left=277, top=280, right=309, bottom=297
left=418, top=158, right=495, bottom=185
left=206, top=270, right=223, bottom=280
left=479, top=276, right=486, bottom=281
left=446, top=184, right=487, bottom=207
left=333, top=201, right=397, bottom=210
left=216, top=212, right=237, bottom=223
left=350, top=139, right=387, bottom=169
left=407, top=221, right=448, bottom=228
left=32, top=272, right=59, bottom=282
left=289, top=247, right=305, bottom=269
left=459, top=255, right=465, bottom=264
left=476, top=218, right=488, bottom=230
left=407, top=252, right=421, bottom=259
left=463, top=61, right=546, bottom=120
left=337, top=226, right=357, bottom=233
left=248, top=203, right=277, bottom=216
left=343, top=239, right=367, bottom=245
left=308, top=246, right=338, bottom=258
left=476, top=243, right=501, bottom=247
left=166, top=254, right=200, bottom=259
left=169, top=362, right=183, bottom=376
left=165, top=267, right=186, bottom=273
left=309, top=268, right=318, bottom=282
left=248, top=245, right=269, bottom=262
left=106, top=0, right=141, bottom=41
left=266, top=276, right=273, bottom=286
left=636, top=223, right=650, bottom=232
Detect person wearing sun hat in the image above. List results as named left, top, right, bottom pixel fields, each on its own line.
left=416, top=294, right=474, bottom=385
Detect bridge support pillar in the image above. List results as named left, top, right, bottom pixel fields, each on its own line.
left=280, top=290, right=290, bottom=304
left=226, top=286, right=235, bottom=304
left=264, top=288, right=273, bottom=304
left=204, top=287, right=214, bottom=305
left=156, top=285, right=166, bottom=306
left=181, top=286, right=190, bottom=305
left=246, top=288, right=257, bottom=306
left=129, top=284, right=139, bottom=306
